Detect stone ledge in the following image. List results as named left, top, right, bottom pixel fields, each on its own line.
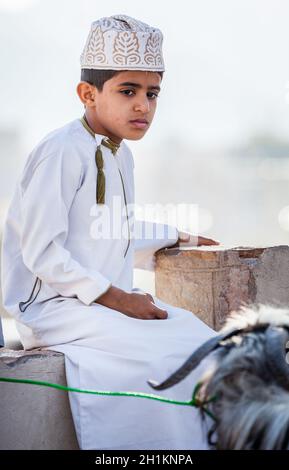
left=0, top=348, right=79, bottom=450
left=0, top=347, right=62, bottom=364
left=155, top=245, right=289, bottom=330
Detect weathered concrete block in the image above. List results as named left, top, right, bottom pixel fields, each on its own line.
left=0, top=348, right=79, bottom=450
left=155, top=245, right=289, bottom=330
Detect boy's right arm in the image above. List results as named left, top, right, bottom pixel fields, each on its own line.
left=20, top=150, right=112, bottom=306
left=95, top=286, right=168, bottom=320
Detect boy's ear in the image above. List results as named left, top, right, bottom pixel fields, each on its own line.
left=76, top=81, right=97, bottom=107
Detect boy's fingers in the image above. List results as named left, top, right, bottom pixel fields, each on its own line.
left=198, top=236, right=220, bottom=246
left=146, top=293, right=155, bottom=303
left=154, top=306, right=168, bottom=319
left=208, top=239, right=220, bottom=245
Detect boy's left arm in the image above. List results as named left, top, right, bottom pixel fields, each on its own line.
left=169, top=230, right=220, bottom=249
left=133, top=220, right=178, bottom=271
left=133, top=222, right=220, bottom=271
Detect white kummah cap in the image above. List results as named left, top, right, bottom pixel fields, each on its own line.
left=80, top=14, right=165, bottom=72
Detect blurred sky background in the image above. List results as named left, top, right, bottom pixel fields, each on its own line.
left=1, top=0, right=289, bottom=298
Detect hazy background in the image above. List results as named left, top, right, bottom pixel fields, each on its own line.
left=1, top=0, right=289, bottom=326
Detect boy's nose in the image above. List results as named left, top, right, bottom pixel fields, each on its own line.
left=134, top=98, right=150, bottom=113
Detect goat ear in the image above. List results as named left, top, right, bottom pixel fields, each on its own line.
left=147, top=328, right=243, bottom=390
left=265, top=325, right=289, bottom=390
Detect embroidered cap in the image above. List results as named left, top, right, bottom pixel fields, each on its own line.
left=80, top=14, right=165, bottom=72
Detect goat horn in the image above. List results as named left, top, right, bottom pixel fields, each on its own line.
left=147, top=327, right=243, bottom=390
left=265, top=325, right=289, bottom=390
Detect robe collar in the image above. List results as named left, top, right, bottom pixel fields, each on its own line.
left=80, top=115, right=120, bottom=156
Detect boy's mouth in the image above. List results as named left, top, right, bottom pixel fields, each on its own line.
left=129, top=119, right=149, bottom=129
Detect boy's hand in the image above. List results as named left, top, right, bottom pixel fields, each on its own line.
left=95, top=286, right=168, bottom=320
left=171, top=230, right=220, bottom=248
left=196, top=235, right=220, bottom=246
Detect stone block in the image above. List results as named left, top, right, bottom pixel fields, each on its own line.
left=0, top=348, right=79, bottom=450
left=155, top=245, right=289, bottom=330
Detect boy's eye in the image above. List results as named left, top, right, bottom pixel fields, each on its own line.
left=148, top=92, right=159, bottom=99
left=120, top=90, right=159, bottom=99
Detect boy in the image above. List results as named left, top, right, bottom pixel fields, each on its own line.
left=1, top=14, right=219, bottom=450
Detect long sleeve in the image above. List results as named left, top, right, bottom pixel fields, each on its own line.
left=20, top=148, right=112, bottom=305
left=124, top=147, right=178, bottom=271
left=133, top=219, right=178, bottom=271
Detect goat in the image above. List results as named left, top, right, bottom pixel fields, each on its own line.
left=148, top=304, right=289, bottom=450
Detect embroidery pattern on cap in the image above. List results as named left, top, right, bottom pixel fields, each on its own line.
left=80, top=14, right=165, bottom=71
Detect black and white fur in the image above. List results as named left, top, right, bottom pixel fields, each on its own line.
left=148, top=304, right=289, bottom=450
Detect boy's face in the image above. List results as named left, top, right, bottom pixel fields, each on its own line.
left=77, top=70, right=162, bottom=143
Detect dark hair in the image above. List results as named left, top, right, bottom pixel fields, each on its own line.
left=80, top=69, right=163, bottom=92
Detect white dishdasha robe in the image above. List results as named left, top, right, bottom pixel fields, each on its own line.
left=1, top=118, right=216, bottom=450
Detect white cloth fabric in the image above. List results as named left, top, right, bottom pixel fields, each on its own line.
left=0, top=317, right=3, bottom=347
left=1, top=118, right=216, bottom=449
left=80, top=14, right=165, bottom=72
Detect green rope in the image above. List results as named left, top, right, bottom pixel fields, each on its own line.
left=0, top=376, right=217, bottom=420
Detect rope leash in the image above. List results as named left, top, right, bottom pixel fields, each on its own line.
left=0, top=376, right=217, bottom=420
